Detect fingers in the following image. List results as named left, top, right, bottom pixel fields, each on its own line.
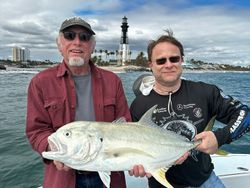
left=129, top=165, right=148, bottom=177
left=53, top=160, right=71, bottom=171
left=194, top=131, right=205, bottom=141
left=146, top=172, right=152, bottom=178
left=133, top=164, right=145, bottom=177
left=194, top=131, right=218, bottom=154
left=175, top=152, right=189, bottom=165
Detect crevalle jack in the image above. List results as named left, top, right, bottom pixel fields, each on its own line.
left=42, top=105, right=202, bottom=188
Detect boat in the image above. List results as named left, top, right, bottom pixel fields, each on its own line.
left=0, top=64, right=6, bottom=70
left=125, top=153, right=250, bottom=188
left=212, top=154, right=250, bottom=188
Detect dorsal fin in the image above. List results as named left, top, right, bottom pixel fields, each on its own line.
left=112, top=117, right=127, bottom=124
left=138, top=105, right=158, bottom=126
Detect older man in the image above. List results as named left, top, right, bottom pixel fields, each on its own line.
left=26, top=17, right=131, bottom=188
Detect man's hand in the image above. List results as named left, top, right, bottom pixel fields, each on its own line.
left=128, top=165, right=152, bottom=178
left=128, top=152, right=189, bottom=178
left=53, top=160, right=71, bottom=171
left=174, top=152, right=189, bottom=165
left=195, top=131, right=218, bottom=154
left=46, top=142, right=71, bottom=171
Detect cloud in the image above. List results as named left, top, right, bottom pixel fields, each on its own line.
left=0, top=0, right=249, bottom=66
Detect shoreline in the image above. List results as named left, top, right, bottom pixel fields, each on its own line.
left=98, top=65, right=250, bottom=73
left=98, top=65, right=150, bottom=73
left=2, top=64, right=250, bottom=74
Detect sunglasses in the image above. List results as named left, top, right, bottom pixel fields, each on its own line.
left=63, top=31, right=92, bottom=42
left=155, top=56, right=181, bottom=65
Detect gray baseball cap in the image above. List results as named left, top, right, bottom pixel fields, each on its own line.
left=59, top=17, right=95, bottom=35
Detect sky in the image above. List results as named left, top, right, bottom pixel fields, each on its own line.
left=0, top=0, right=250, bottom=66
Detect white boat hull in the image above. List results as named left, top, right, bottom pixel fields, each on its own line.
left=40, top=154, right=250, bottom=187
left=212, top=154, right=250, bottom=188
left=126, top=154, right=250, bottom=187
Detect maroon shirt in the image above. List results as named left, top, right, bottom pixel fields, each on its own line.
left=26, top=61, right=131, bottom=188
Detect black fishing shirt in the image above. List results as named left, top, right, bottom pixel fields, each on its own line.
left=130, top=79, right=250, bottom=187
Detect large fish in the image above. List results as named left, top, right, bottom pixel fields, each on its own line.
left=42, top=105, right=201, bottom=188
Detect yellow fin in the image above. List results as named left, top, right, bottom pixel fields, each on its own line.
left=151, top=168, right=173, bottom=188
left=216, top=149, right=229, bottom=156
left=204, top=115, right=216, bottom=131
left=203, top=116, right=229, bottom=156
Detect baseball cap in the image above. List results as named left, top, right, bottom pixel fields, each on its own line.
left=59, top=17, right=95, bottom=35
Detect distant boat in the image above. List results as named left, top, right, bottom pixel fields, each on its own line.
left=0, top=64, right=6, bottom=70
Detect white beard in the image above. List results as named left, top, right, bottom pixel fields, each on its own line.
left=68, top=57, right=85, bottom=66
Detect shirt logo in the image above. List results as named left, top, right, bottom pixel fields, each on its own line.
left=162, top=120, right=197, bottom=140
left=230, top=110, right=246, bottom=133
left=193, top=108, right=202, bottom=118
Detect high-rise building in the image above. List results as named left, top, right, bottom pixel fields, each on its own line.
left=23, top=48, right=30, bottom=61
left=118, top=16, right=131, bottom=66
left=12, top=47, right=30, bottom=62
left=12, top=47, right=20, bottom=62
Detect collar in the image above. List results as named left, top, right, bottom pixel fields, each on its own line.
left=56, top=60, right=69, bottom=77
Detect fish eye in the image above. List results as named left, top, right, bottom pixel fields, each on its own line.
left=64, top=131, right=71, bottom=137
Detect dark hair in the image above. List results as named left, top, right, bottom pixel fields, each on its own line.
left=147, top=29, right=184, bottom=61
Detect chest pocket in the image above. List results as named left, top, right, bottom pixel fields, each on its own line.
left=103, top=98, right=116, bottom=121
left=44, top=98, right=66, bottom=129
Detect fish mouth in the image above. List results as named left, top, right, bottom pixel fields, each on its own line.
left=48, top=138, right=59, bottom=152
left=47, top=136, right=65, bottom=155
left=42, top=136, right=66, bottom=161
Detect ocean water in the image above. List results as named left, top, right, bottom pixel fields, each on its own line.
left=0, top=69, right=250, bottom=188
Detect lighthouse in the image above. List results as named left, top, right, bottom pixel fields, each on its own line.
left=118, top=16, right=131, bottom=66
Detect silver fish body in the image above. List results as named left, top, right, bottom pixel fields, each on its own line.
left=42, top=106, right=201, bottom=188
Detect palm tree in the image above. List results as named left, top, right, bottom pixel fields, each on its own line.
left=110, top=51, right=115, bottom=61
left=115, top=50, right=119, bottom=61
left=104, top=50, right=108, bottom=63
left=99, top=49, right=103, bottom=62
left=128, top=51, right=132, bottom=63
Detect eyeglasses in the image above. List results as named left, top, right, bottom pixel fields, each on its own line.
left=155, top=56, right=181, bottom=65
left=62, top=31, right=92, bottom=42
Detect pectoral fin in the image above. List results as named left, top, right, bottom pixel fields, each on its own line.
left=98, top=171, right=111, bottom=188
left=150, top=168, right=173, bottom=188
left=104, top=148, right=154, bottom=159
